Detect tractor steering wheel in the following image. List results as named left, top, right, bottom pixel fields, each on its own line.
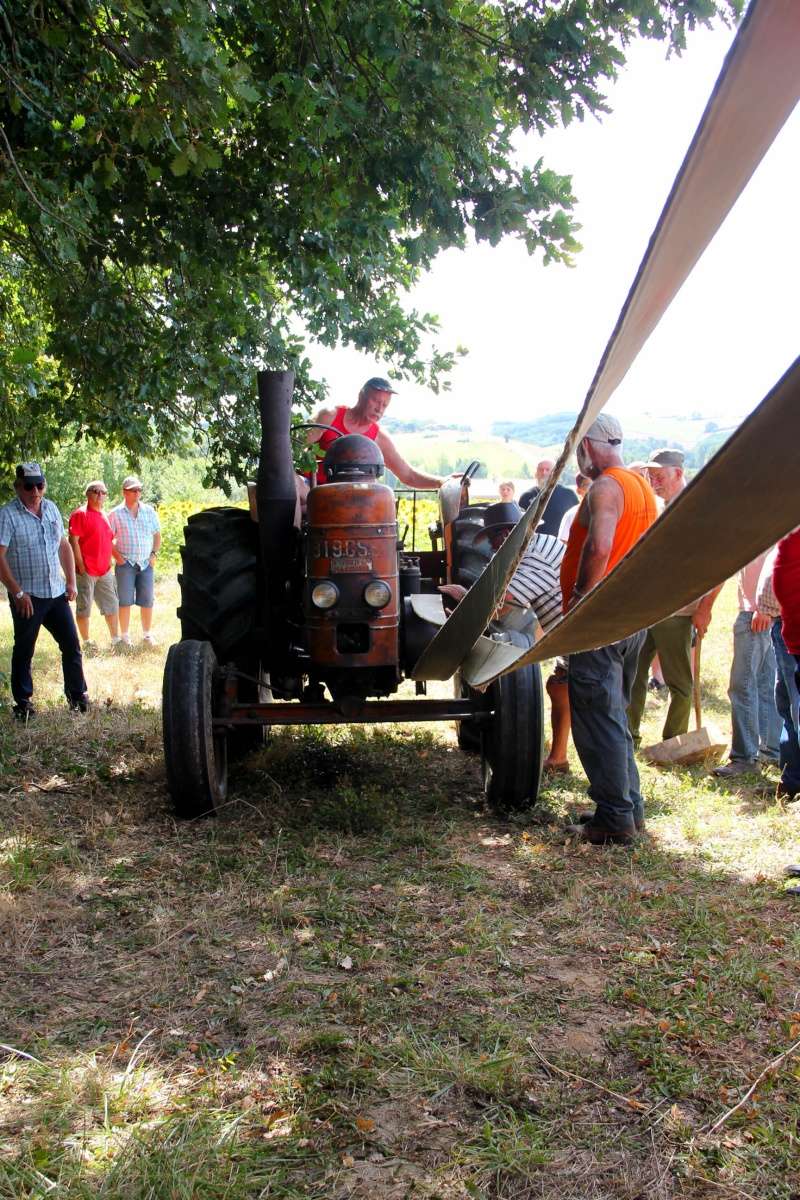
left=460, top=460, right=481, bottom=486
left=293, top=422, right=343, bottom=438
left=293, top=422, right=344, bottom=488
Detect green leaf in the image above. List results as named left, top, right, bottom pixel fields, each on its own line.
left=70, top=114, right=86, bottom=131
left=170, top=151, right=191, bottom=177
left=232, top=81, right=260, bottom=103
left=198, top=145, right=222, bottom=170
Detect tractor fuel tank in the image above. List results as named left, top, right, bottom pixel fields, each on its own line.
left=305, top=482, right=399, bottom=671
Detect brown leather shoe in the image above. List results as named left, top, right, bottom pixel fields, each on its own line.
left=577, top=809, right=645, bottom=833
left=566, top=818, right=637, bottom=845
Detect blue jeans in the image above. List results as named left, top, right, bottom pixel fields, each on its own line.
left=568, top=631, right=646, bottom=833
left=728, top=610, right=781, bottom=763
left=772, top=620, right=800, bottom=794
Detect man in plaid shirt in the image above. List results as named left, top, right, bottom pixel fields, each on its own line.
left=109, top=475, right=162, bottom=647
left=0, top=462, right=88, bottom=720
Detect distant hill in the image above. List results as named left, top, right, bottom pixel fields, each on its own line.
left=492, top=414, right=574, bottom=443
left=383, top=418, right=471, bottom=434
left=384, top=413, right=737, bottom=484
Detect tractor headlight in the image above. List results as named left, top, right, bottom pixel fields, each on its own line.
left=311, top=581, right=339, bottom=609
left=363, top=580, right=391, bottom=609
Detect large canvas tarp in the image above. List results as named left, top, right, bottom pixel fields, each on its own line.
left=412, top=0, right=800, bottom=683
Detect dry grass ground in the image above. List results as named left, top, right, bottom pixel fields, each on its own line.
left=1, top=577, right=799, bottom=1199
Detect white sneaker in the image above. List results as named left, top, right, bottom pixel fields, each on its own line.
left=142, top=633, right=156, bottom=646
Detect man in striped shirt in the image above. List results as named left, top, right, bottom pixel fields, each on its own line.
left=439, top=501, right=565, bottom=645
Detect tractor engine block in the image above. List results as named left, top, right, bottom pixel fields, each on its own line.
left=304, top=481, right=400, bottom=700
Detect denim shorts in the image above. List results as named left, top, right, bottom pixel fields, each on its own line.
left=115, top=562, right=155, bottom=607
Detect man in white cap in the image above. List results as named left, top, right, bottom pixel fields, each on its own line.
left=69, top=480, right=121, bottom=651
left=627, top=448, right=721, bottom=747
left=0, top=463, right=88, bottom=719
left=109, top=476, right=162, bottom=646
left=559, top=415, right=658, bottom=844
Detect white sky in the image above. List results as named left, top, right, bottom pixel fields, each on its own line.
left=310, top=17, right=799, bottom=435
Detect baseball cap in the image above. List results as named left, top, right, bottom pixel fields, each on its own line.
left=584, top=413, right=623, bottom=445
left=122, top=475, right=144, bottom=490
left=475, top=500, right=523, bottom=541
left=16, top=462, right=45, bottom=485
left=645, top=448, right=685, bottom=469
left=363, top=376, right=397, bottom=394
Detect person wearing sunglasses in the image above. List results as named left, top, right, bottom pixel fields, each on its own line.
left=68, top=481, right=122, bottom=653
left=109, top=475, right=161, bottom=646
left=0, top=462, right=89, bottom=720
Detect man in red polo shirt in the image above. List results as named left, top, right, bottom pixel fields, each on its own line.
left=68, top=480, right=121, bottom=651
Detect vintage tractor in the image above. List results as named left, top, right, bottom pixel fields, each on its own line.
left=162, top=371, right=544, bottom=818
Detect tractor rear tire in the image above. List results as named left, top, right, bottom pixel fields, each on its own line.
left=178, top=507, right=261, bottom=663
left=481, top=664, right=544, bottom=813
left=452, top=517, right=492, bottom=587
left=163, top=640, right=228, bottom=819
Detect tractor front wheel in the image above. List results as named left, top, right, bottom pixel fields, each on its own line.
left=163, top=640, right=228, bottom=819
left=481, top=664, right=544, bottom=813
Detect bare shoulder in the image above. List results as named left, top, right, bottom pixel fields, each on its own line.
left=587, top=473, right=624, bottom=510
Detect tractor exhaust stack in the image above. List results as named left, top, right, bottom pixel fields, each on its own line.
left=256, top=369, right=298, bottom=675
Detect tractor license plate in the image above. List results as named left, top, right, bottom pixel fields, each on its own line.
left=331, top=557, right=373, bottom=573
left=311, top=538, right=373, bottom=572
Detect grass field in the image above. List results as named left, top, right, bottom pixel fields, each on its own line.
left=1, top=577, right=799, bottom=1199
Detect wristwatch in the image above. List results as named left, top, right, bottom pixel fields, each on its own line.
left=14, top=590, right=24, bottom=600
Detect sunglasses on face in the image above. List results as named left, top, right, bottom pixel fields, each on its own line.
left=23, top=481, right=45, bottom=491
left=124, top=487, right=142, bottom=493
left=89, top=489, right=108, bottom=496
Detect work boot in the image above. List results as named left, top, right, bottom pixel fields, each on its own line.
left=712, top=759, right=759, bottom=778
left=69, top=694, right=90, bottom=714
left=577, top=809, right=645, bottom=833
left=12, top=702, right=35, bottom=723
left=565, top=817, right=638, bottom=845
